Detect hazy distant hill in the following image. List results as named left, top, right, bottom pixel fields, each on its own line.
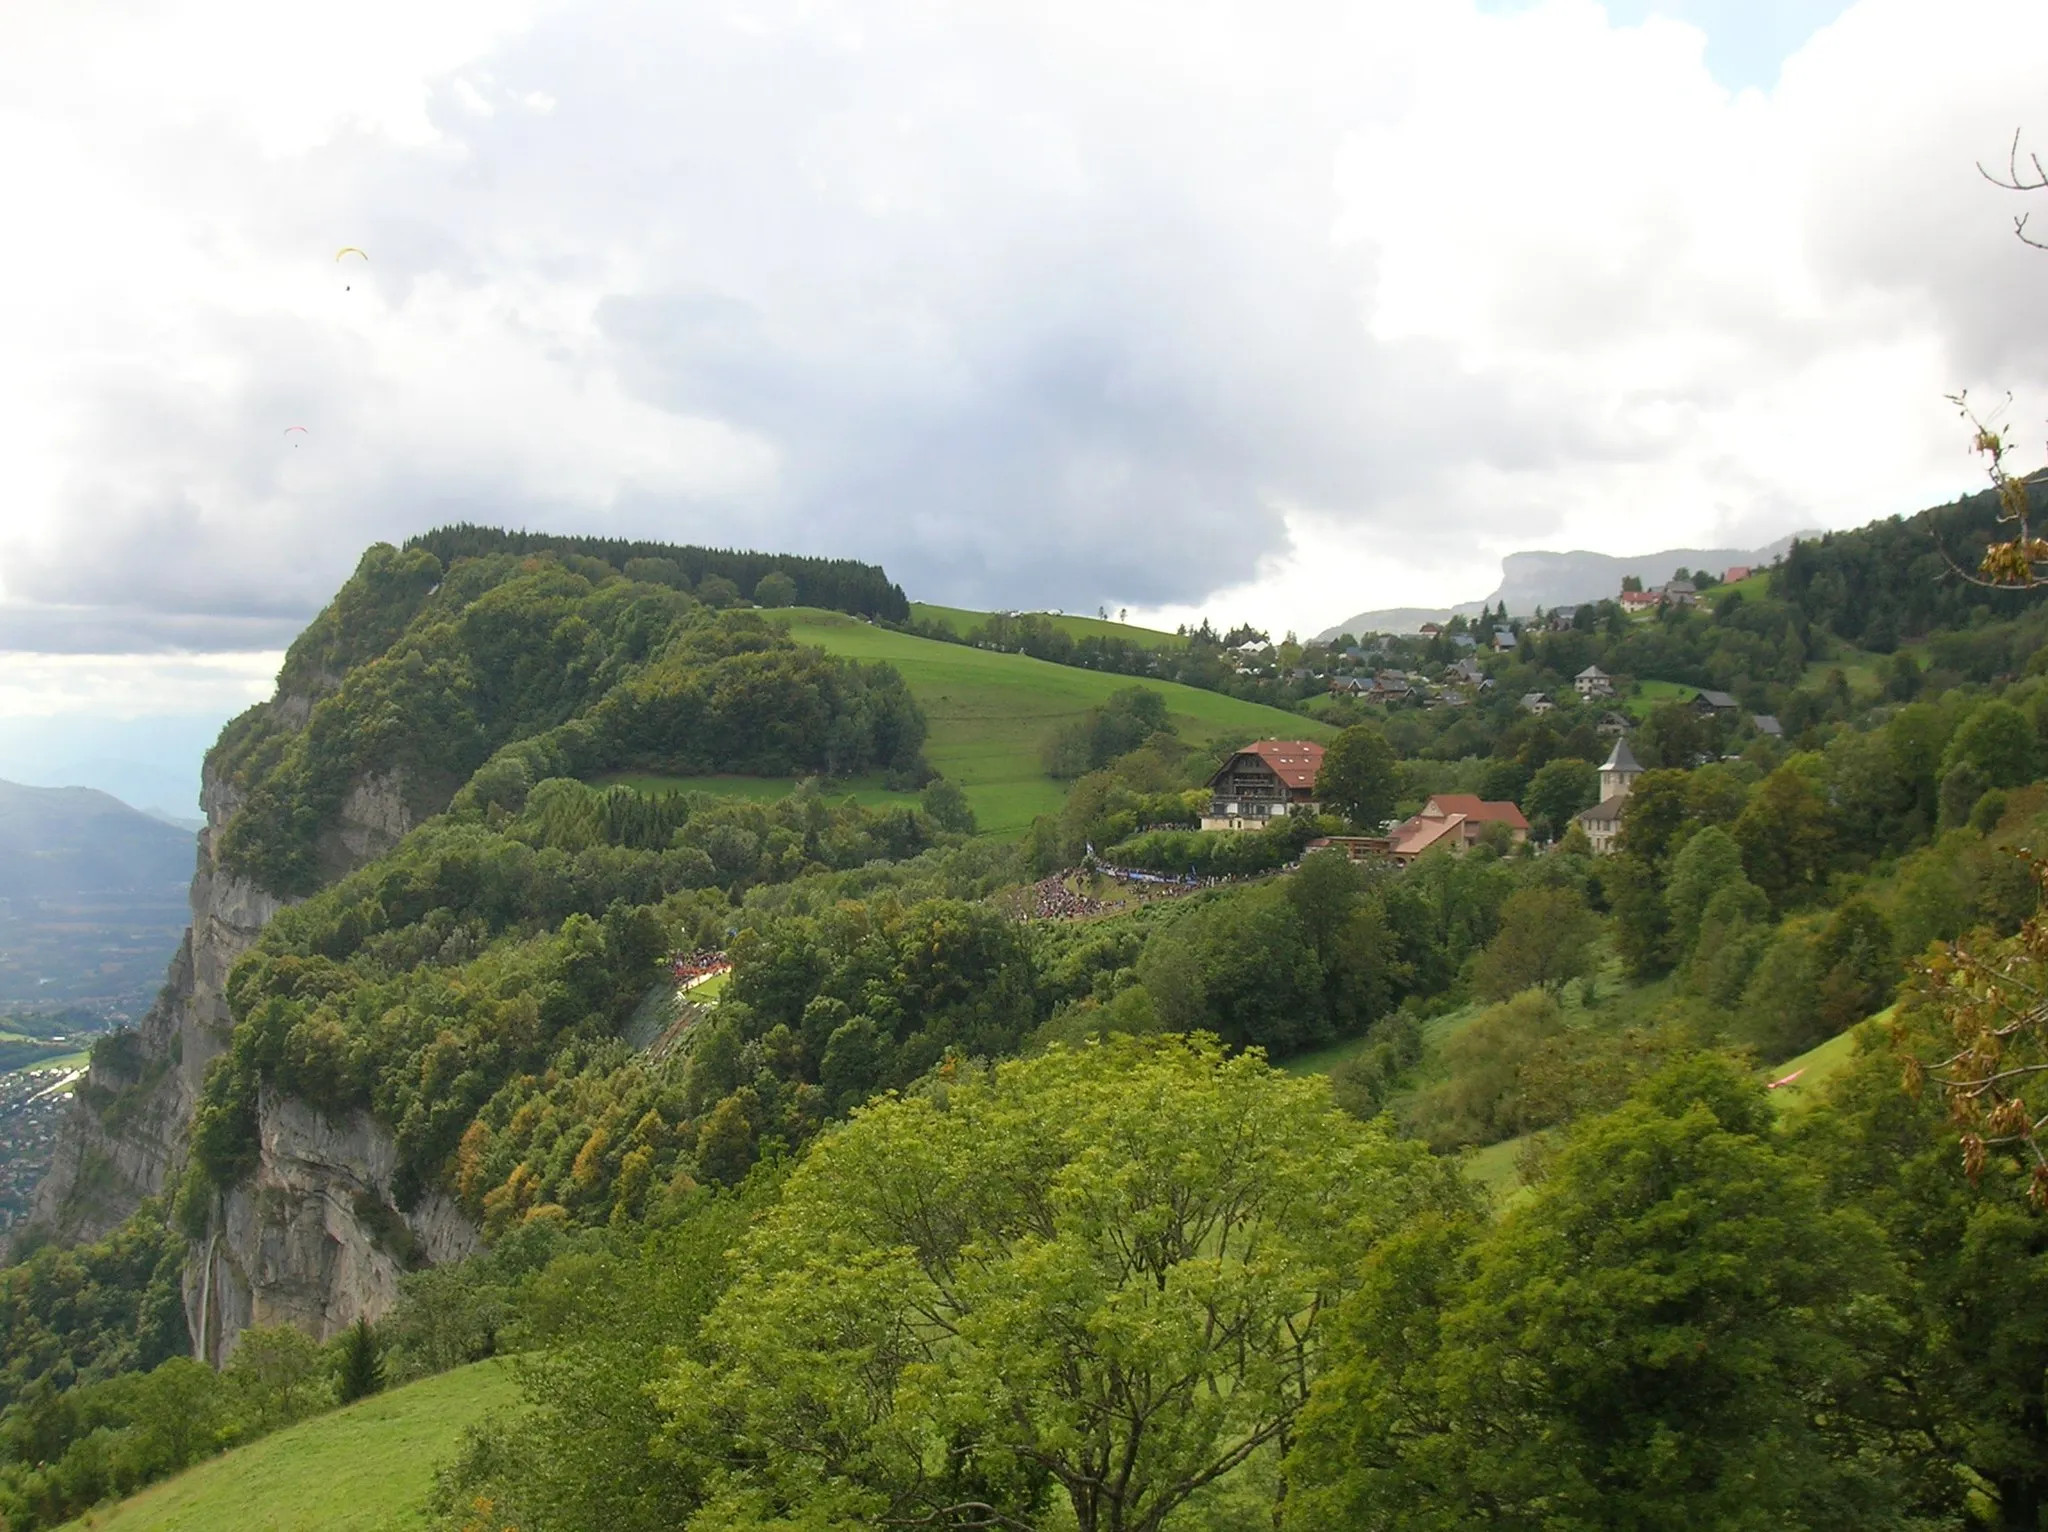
left=0, top=782, right=194, bottom=900
left=0, top=781, right=194, bottom=1011
left=1317, top=533, right=1811, bottom=639
left=0, top=715, right=223, bottom=826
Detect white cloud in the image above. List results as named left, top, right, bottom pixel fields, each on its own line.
left=0, top=651, right=282, bottom=720
left=2, top=0, right=2047, bottom=700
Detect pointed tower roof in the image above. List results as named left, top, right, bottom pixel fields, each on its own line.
left=1602, top=737, right=1642, bottom=774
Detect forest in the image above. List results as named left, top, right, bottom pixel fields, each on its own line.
left=10, top=516, right=2048, bottom=1529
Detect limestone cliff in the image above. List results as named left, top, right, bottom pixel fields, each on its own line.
left=24, top=706, right=473, bottom=1363
left=187, top=1088, right=478, bottom=1359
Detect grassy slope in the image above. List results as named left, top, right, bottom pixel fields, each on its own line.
left=1281, top=946, right=1881, bottom=1207
left=1624, top=678, right=1696, bottom=718
left=1762, top=1011, right=1889, bottom=1115
left=63, top=1361, right=517, bottom=1532
left=771, top=610, right=1331, bottom=835
left=908, top=602, right=1187, bottom=650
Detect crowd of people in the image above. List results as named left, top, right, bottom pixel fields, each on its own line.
left=1022, top=876, right=1108, bottom=921
left=1016, top=863, right=1263, bottom=923
left=669, top=950, right=730, bottom=985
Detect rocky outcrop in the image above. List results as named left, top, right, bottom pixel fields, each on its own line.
left=23, top=705, right=478, bottom=1363
left=187, top=1089, right=479, bottom=1362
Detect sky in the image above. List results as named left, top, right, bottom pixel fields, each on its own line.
left=4, top=0, right=2048, bottom=806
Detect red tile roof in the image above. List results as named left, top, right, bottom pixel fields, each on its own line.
left=1388, top=813, right=1466, bottom=858
left=1232, top=740, right=1327, bottom=789
left=1422, top=794, right=1529, bottom=830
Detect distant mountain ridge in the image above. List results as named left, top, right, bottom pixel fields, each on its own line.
left=1316, top=533, right=1813, bottom=640
left=0, top=779, right=194, bottom=1010
left=0, top=781, right=193, bottom=901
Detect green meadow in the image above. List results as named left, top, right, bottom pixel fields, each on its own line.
left=1624, top=677, right=1697, bottom=718
left=61, top=1361, right=517, bottom=1532
left=767, top=610, right=1331, bottom=834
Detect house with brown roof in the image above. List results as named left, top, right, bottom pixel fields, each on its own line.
left=1619, top=588, right=1660, bottom=613
left=1201, top=740, right=1327, bottom=832
left=1723, top=565, right=1752, bottom=583
left=1371, top=794, right=1529, bottom=866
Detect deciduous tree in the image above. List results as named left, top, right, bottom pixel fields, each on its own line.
left=1291, top=1058, right=1909, bottom=1531
left=662, top=1038, right=1457, bottom=1532
left=1316, top=724, right=1398, bottom=830
left=1472, top=886, right=1599, bottom=1001
left=1523, top=756, right=1597, bottom=841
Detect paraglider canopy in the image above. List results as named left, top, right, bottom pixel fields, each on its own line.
left=284, top=425, right=308, bottom=445
left=336, top=247, right=367, bottom=289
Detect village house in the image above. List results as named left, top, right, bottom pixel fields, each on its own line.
left=1692, top=689, right=1740, bottom=716
left=1370, top=795, right=1530, bottom=866
left=1327, top=676, right=1370, bottom=697
left=1596, top=710, right=1632, bottom=737
left=1574, top=738, right=1644, bottom=854
left=1574, top=664, right=1614, bottom=700
left=1491, top=629, right=1517, bottom=652
left=1619, top=588, right=1660, bottom=613
left=1662, top=580, right=1699, bottom=608
left=1520, top=692, right=1555, bottom=715
left=1752, top=714, right=1784, bottom=738
left=1451, top=632, right=1478, bottom=650
left=1419, top=622, right=1443, bottom=637
left=1547, top=605, right=1579, bottom=631
left=1201, top=740, right=1326, bottom=832
left=1448, top=656, right=1485, bottom=684
left=1723, top=565, right=1752, bottom=583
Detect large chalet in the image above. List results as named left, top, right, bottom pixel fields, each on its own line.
left=1201, top=740, right=1326, bottom=832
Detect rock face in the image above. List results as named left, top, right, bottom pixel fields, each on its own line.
left=24, top=715, right=476, bottom=1363
left=187, top=1088, right=479, bottom=1360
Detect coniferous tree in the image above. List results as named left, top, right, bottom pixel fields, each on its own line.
left=336, top=1317, right=385, bottom=1404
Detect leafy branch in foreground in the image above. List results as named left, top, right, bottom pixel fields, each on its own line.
left=1939, top=391, right=2048, bottom=590
left=1899, top=851, right=2048, bottom=1205
left=1941, top=132, right=2048, bottom=592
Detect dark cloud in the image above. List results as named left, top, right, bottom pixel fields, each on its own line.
left=11, top=1, right=2044, bottom=659
left=3, top=0, right=1549, bottom=639
left=0, top=607, right=305, bottom=655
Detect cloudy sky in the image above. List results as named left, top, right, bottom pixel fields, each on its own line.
left=4, top=0, right=2048, bottom=803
